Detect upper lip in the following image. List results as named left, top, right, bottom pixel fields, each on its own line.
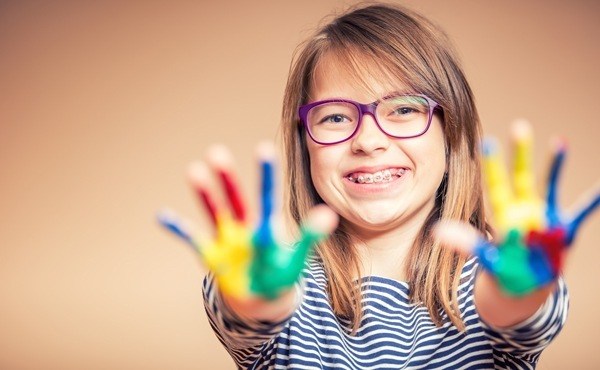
left=343, top=165, right=408, bottom=177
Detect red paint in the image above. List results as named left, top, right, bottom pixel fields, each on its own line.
left=197, top=188, right=218, bottom=226
left=218, top=170, right=246, bottom=222
left=526, top=228, right=566, bottom=274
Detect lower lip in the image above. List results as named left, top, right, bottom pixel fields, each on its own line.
left=343, top=172, right=408, bottom=196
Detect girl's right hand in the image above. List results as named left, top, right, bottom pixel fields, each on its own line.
left=158, top=142, right=338, bottom=301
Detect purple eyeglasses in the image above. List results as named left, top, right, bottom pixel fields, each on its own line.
left=298, top=94, right=439, bottom=145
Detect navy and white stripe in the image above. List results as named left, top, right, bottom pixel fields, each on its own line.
left=203, top=258, right=568, bottom=369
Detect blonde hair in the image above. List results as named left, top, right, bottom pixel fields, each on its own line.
left=281, top=3, right=489, bottom=332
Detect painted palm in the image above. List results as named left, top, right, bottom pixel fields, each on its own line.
left=476, top=121, right=599, bottom=296
left=158, top=144, right=335, bottom=300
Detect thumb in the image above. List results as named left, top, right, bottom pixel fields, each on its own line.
left=433, top=220, right=483, bottom=257
left=303, top=204, right=339, bottom=236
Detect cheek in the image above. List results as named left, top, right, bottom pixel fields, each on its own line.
left=308, top=147, right=332, bottom=184
left=426, top=121, right=447, bottom=168
left=411, top=121, right=447, bottom=181
left=306, top=143, right=343, bottom=196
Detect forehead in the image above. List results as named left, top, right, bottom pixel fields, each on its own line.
left=309, top=49, right=408, bottom=102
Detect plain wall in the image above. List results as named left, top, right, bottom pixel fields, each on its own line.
left=1, top=1, right=598, bottom=369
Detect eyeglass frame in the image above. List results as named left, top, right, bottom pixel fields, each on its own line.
left=298, top=93, right=440, bottom=146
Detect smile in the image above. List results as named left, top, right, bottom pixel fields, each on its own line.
left=346, top=168, right=407, bottom=184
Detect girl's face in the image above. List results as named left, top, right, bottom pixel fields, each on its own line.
left=305, top=57, right=447, bottom=237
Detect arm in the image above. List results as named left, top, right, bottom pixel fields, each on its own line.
left=475, top=271, right=555, bottom=328
left=437, top=119, right=597, bottom=329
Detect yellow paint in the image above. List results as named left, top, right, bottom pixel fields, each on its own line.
left=483, top=134, right=544, bottom=234
left=200, top=213, right=253, bottom=298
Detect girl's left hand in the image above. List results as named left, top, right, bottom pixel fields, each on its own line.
left=436, top=120, right=599, bottom=296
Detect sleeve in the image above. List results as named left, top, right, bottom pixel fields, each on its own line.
left=202, top=272, right=300, bottom=365
left=480, top=276, right=569, bottom=364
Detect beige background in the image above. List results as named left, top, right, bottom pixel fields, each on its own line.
left=1, top=1, right=599, bottom=369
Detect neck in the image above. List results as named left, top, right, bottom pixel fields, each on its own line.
left=352, top=205, right=433, bottom=282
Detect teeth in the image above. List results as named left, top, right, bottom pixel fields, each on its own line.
left=349, top=168, right=406, bottom=184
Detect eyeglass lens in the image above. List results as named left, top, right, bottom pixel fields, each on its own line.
left=306, top=95, right=431, bottom=144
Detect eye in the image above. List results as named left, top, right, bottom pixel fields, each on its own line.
left=381, top=96, right=428, bottom=119
left=393, top=106, right=417, bottom=115
left=308, top=101, right=357, bottom=127
left=319, top=114, right=351, bottom=124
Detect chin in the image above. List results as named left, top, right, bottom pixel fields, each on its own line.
left=347, top=206, right=407, bottom=229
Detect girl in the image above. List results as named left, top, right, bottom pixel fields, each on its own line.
left=160, top=3, right=597, bottom=369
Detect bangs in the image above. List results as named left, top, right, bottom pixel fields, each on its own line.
left=308, top=44, right=418, bottom=102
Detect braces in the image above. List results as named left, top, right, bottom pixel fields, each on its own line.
left=348, top=168, right=406, bottom=184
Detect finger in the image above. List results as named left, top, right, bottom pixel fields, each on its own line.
left=188, top=162, right=219, bottom=227
left=253, top=142, right=276, bottom=248
left=432, top=220, right=501, bottom=274
left=290, top=204, right=339, bottom=269
left=157, top=208, right=202, bottom=254
left=566, top=184, right=600, bottom=244
left=482, top=137, right=513, bottom=230
left=432, top=220, right=482, bottom=256
left=303, top=204, right=339, bottom=235
left=207, top=144, right=247, bottom=223
left=545, top=138, right=566, bottom=228
left=512, top=119, right=537, bottom=202
left=258, top=141, right=275, bottom=223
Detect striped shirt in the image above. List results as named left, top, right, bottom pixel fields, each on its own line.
left=203, top=258, right=568, bottom=369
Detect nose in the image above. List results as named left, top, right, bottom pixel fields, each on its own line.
left=350, top=113, right=391, bottom=155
